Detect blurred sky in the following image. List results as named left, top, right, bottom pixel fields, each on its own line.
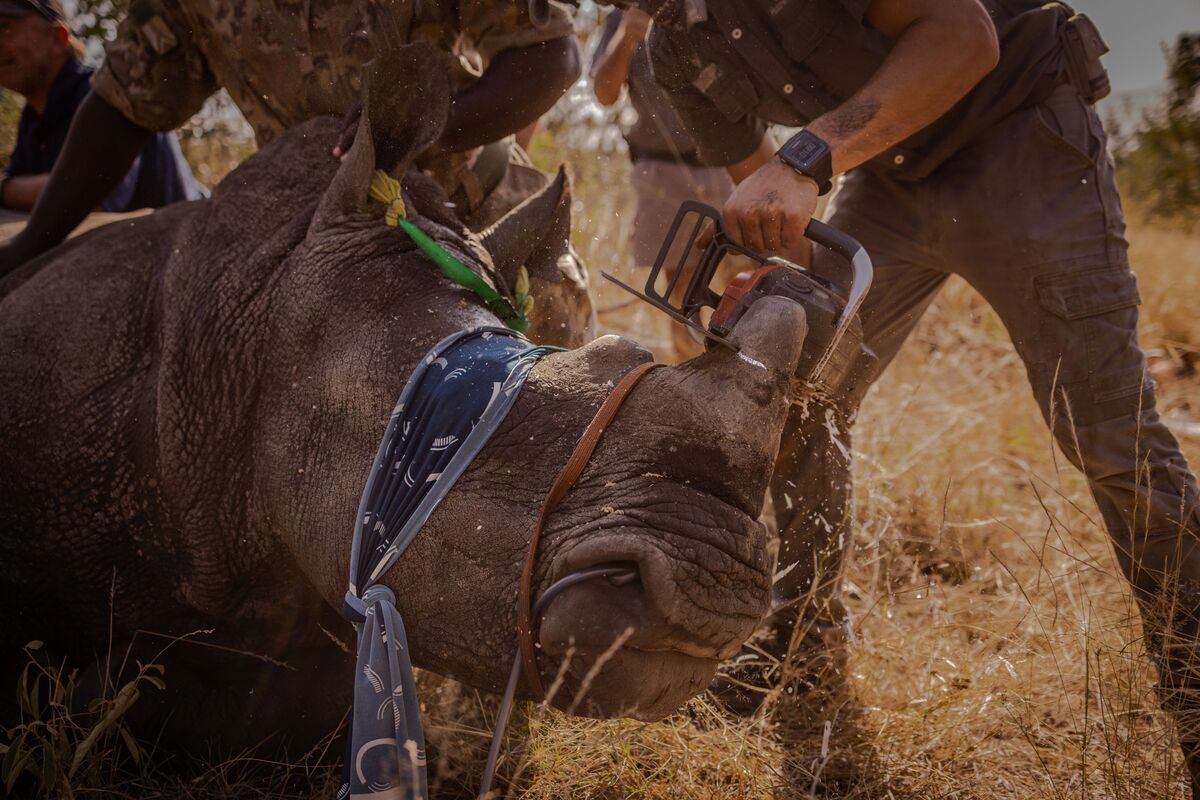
left=1069, top=0, right=1199, bottom=92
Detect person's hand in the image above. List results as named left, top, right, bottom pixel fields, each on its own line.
left=721, top=157, right=818, bottom=262
left=331, top=100, right=364, bottom=159
left=619, top=8, right=652, bottom=41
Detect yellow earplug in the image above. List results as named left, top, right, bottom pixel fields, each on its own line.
left=369, top=170, right=407, bottom=227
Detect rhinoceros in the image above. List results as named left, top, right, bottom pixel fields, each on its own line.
left=0, top=45, right=810, bottom=756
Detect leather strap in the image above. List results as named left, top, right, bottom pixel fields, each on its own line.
left=516, top=361, right=665, bottom=700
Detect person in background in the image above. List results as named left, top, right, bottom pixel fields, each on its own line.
left=0, top=0, right=205, bottom=214
left=591, top=6, right=733, bottom=358
left=0, top=0, right=581, bottom=274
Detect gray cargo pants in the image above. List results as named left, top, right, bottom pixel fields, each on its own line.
left=774, top=85, right=1200, bottom=752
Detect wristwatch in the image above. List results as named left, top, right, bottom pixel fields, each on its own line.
left=776, top=131, right=834, bottom=196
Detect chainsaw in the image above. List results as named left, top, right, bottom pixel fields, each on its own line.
left=602, top=201, right=875, bottom=398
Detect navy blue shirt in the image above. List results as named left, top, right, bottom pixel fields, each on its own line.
left=5, top=58, right=207, bottom=211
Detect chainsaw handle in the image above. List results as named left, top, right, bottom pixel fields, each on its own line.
left=802, top=219, right=873, bottom=325
left=634, top=202, right=875, bottom=367
left=803, top=219, right=859, bottom=264
left=793, top=218, right=874, bottom=381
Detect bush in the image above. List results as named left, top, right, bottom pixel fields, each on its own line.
left=1117, top=34, right=1200, bottom=226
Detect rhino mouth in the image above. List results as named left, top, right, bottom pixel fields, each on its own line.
left=539, top=637, right=718, bottom=721
left=535, top=496, right=771, bottom=721
left=535, top=566, right=719, bottom=720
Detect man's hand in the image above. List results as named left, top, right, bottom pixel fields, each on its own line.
left=722, top=157, right=818, bottom=262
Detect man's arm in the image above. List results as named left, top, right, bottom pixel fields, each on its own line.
left=435, top=36, right=581, bottom=154
left=0, top=174, right=50, bottom=212
left=725, top=137, right=777, bottom=184
left=590, top=10, right=650, bottom=107
left=723, top=0, right=1000, bottom=257
left=0, top=93, right=151, bottom=273
left=335, top=36, right=581, bottom=158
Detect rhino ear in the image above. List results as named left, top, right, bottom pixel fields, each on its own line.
left=479, top=166, right=573, bottom=290
left=478, top=166, right=594, bottom=346
left=315, top=40, right=450, bottom=223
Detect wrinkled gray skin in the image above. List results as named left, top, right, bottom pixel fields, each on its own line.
left=0, top=46, right=808, bottom=756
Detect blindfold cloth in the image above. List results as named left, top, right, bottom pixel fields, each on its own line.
left=338, top=327, right=560, bottom=800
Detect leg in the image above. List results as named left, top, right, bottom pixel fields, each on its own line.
left=771, top=167, right=951, bottom=622
left=945, top=85, right=1200, bottom=790
left=714, top=169, right=948, bottom=713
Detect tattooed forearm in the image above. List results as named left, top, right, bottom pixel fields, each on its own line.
left=822, top=98, right=883, bottom=140
left=803, top=0, right=998, bottom=174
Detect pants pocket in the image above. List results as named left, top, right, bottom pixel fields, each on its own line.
left=1033, top=262, right=1143, bottom=391
left=1035, top=86, right=1101, bottom=168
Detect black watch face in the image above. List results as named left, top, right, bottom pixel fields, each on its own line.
left=786, top=135, right=828, bottom=167
left=780, top=132, right=833, bottom=193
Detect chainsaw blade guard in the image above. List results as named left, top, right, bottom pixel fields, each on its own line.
left=601, top=201, right=875, bottom=400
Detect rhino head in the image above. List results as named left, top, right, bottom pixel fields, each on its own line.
left=250, top=42, right=810, bottom=722
left=440, top=301, right=810, bottom=719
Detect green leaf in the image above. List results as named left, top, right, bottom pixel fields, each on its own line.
left=24, top=641, right=43, bottom=651
left=118, top=725, right=141, bottom=765
left=28, top=676, right=40, bottom=719
left=3, top=733, right=28, bottom=793
left=39, top=744, right=57, bottom=794
left=16, top=670, right=32, bottom=718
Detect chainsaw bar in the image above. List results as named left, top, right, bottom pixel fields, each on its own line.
left=600, top=271, right=737, bottom=351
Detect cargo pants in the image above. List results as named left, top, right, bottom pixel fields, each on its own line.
left=773, top=84, right=1200, bottom=755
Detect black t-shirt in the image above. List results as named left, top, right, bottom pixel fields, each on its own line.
left=593, top=10, right=707, bottom=164
left=5, top=58, right=207, bottom=211
left=648, top=0, right=1065, bottom=179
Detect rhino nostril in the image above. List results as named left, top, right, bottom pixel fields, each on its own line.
left=553, top=545, right=683, bottom=632
left=536, top=561, right=641, bottom=618
left=536, top=560, right=654, bottom=652
left=608, top=568, right=639, bottom=589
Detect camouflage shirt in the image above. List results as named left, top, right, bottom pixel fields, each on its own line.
left=92, top=0, right=574, bottom=144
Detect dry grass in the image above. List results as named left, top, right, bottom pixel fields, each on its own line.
left=4, top=141, right=1199, bottom=798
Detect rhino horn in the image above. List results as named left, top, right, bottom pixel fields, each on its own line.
left=686, top=296, right=808, bottom=400
left=315, top=40, right=451, bottom=223
left=660, top=297, right=809, bottom=511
